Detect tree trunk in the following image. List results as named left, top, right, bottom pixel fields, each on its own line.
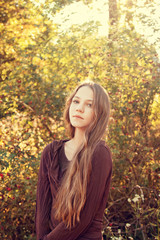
left=108, top=0, right=118, bottom=39
left=109, top=0, right=118, bottom=26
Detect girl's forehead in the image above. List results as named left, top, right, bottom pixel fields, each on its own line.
left=74, top=86, right=93, bottom=100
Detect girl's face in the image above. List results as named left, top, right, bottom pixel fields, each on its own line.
left=69, top=86, right=94, bottom=131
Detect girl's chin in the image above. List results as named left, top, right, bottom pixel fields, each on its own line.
left=71, top=124, right=87, bottom=131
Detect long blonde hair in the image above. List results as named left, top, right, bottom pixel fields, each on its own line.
left=54, top=80, right=110, bottom=228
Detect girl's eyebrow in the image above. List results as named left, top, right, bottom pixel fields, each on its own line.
left=73, top=96, right=80, bottom=99
left=74, top=96, right=93, bottom=101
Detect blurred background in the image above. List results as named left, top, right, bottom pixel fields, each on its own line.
left=0, top=0, right=160, bottom=239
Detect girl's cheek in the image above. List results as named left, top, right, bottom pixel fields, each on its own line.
left=70, top=105, right=74, bottom=111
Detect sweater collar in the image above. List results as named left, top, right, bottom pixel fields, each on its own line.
left=51, top=139, right=69, bottom=153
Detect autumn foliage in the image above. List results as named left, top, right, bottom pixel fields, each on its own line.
left=0, top=0, right=160, bottom=239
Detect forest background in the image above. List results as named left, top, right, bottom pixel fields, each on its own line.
left=0, top=0, right=160, bottom=239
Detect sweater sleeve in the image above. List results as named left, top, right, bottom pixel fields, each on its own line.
left=35, top=144, right=52, bottom=240
left=44, top=144, right=112, bottom=240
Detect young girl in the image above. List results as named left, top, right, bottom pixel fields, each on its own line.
left=35, top=81, right=112, bottom=240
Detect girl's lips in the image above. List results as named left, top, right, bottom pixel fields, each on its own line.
left=73, top=115, right=84, bottom=119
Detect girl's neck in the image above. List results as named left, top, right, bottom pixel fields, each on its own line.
left=72, top=128, right=85, bottom=147
left=64, top=128, right=85, bottom=161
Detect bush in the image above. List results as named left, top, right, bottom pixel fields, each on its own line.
left=0, top=6, right=159, bottom=238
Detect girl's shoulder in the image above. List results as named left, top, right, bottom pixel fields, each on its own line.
left=43, top=139, right=66, bottom=154
left=40, top=140, right=67, bottom=171
left=92, top=140, right=112, bottom=167
left=41, top=140, right=65, bottom=162
left=94, top=140, right=112, bottom=155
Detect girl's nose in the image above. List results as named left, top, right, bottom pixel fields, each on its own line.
left=76, top=103, right=84, bottom=112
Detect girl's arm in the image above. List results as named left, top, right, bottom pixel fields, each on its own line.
left=35, top=144, right=52, bottom=240
left=44, top=143, right=112, bottom=240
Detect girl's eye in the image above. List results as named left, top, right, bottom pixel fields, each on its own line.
left=87, top=103, right=92, bottom=108
left=73, top=99, right=79, bottom=104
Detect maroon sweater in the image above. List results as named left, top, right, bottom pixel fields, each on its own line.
left=35, top=140, right=112, bottom=240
